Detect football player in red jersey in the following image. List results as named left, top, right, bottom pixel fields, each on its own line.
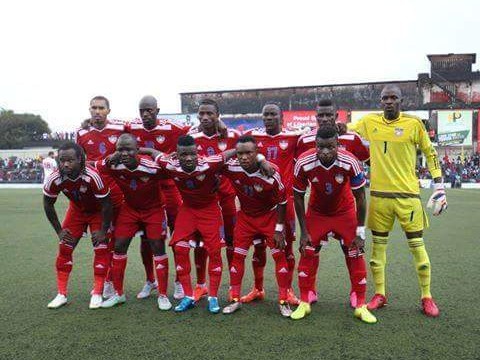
left=221, top=135, right=293, bottom=317
left=188, top=98, right=240, bottom=302
left=242, top=103, right=301, bottom=305
left=97, top=134, right=172, bottom=310
left=43, top=142, right=113, bottom=309
left=76, top=96, right=125, bottom=299
left=290, top=125, right=376, bottom=324
left=127, top=95, right=188, bottom=301
left=296, top=99, right=370, bottom=305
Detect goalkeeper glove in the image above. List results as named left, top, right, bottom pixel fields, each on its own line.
left=427, top=182, right=447, bottom=216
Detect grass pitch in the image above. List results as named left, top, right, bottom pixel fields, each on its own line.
left=0, top=189, right=479, bottom=360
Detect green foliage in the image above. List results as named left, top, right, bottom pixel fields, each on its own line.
left=0, top=189, right=478, bottom=360
left=0, top=110, right=51, bottom=149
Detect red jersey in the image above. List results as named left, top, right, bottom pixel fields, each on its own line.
left=43, top=166, right=109, bottom=213
left=293, top=149, right=366, bottom=216
left=76, top=121, right=125, bottom=161
left=189, top=128, right=240, bottom=198
left=296, top=130, right=370, bottom=162
left=96, top=155, right=165, bottom=210
left=222, top=159, right=287, bottom=217
left=244, top=128, right=301, bottom=191
left=156, top=154, right=226, bottom=208
left=127, top=119, right=189, bottom=154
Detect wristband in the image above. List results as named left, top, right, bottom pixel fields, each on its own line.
left=275, top=223, right=284, bottom=232
left=356, top=226, right=366, bottom=240
left=256, top=154, right=266, bottom=162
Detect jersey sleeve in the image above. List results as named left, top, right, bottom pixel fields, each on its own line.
left=353, top=134, right=370, bottom=162
left=347, top=117, right=368, bottom=140
left=43, top=174, right=60, bottom=198
left=348, top=159, right=366, bottom=190
left=416, top=121, right=442, bottom=179
left=273, top=171, right=288, bottom=204
left=293, top=162, right=308, bottom=193
left=91, top=173, right=110, bottom=198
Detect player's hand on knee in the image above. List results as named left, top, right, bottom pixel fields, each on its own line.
left=58, top=229, right=75, bottom=244
left=427, top=183, right=447, bottom=216
left=273, top=231, right=286, bottom=250
left=299, top=233, right=312, bottom=256
left=92, top=230, right=106, bottom=246
left=349, top=236, right=365, bottom=257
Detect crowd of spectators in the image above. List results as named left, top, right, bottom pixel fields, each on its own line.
left=0, top=156, right=44, bottom=183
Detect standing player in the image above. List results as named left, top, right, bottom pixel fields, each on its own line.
left=75, top=96, right=125, bottom=299
left=221, top=135, right=292, bottom=317
left=43, top=142, right=113, bottom=309
left=348, top=85, right=446, bottom=317
left=98, top=134, right=171, bottom=310
left=42, top=151, right=58, bottom=184
left=242, top=103, right=301, bottom=305
left=189, top=98, right=239, bottom=302
left=127, top=95, right=188, bottom=300
left=290, top=126, right=376, bottom=323
left=296, top=99, right=370, bottom=306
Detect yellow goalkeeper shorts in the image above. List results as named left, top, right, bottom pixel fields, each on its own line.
left=367, top=195, right=429, bottom=233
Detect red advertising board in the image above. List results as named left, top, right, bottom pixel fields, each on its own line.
left=477, top=112, right=480, bottom=152
left=283, top=110, right=348, bottom=130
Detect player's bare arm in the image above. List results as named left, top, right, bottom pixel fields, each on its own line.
left=43, top=195, right=75, bottom=244
left=351, top=186, right=367, bottom=252
left=293, top=190, right=312, bottom=256
left=274, top=202, right=287, bottom=250
left=91, top=195, right=113, bottom=246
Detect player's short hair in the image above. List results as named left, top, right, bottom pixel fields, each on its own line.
left=90, top=95, right=110, bottom=109
left=263, top=102, right=282, bottom=111
left=57, top=142, right=86, bottom=171
left=199, top=98, right=219, bottom=114
left=317, top=98, right=334, bottom=107
left=48, top=151, right=54, bottom=156
left=237, top=135, right=256, bottom=145
left=316, top=125, right=338, bottom=140
left=177, top=135, right=196, bottom=147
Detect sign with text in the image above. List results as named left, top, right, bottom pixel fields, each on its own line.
left=437, top=110, right=472, bottom=146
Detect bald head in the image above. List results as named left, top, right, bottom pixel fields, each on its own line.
left=116, top=133, right=138, bottom=169
left=380, top=84, right=402, bottom=120
left=139, top=95, right=159, bottom=129
left=117, top=133, right=137, bottom=148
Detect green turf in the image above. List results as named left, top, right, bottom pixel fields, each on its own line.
left=0, top=189, right=479, bottom=360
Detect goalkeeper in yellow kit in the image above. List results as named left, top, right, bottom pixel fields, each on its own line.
left=348, top=85, right=447, bottom=317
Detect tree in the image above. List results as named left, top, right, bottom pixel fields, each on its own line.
left=0, top=110, right=51, bottom=149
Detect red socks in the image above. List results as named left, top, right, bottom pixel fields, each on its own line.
left=207, top=250, right=223, bottom=297
left=153, top=255, right=169, bottom=296
left=252, top=243, right=266, bottom=290
left=194, top=246, right=208, bottom=285
left=92, top=244, right=109, bottom=295
left=174, top=243, right=193, bottom=297
left=112, top=253, right=128, bottom=296
left=55, top=242, right=74, bottom=295
left=271, top=249, right=289, bottom=301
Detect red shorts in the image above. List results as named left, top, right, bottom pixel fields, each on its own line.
left=114, top=204, right=167, bottom=240
left=63, top=204, right=102, bottom=239
left=160, top=180, right=182, bottom=219
left=171, top=202, right=223, bottom=253
left=306, top=209, right=357, bottom=247
left=219, top=193, right=236, bottom=217
left=234, top=210, right=278, bottom=249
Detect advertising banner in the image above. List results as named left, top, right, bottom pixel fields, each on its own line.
left=159, top=113, right=199, bottom=127
left=283, top=110, right=348, bottom=130
left=221, top=115, right=263, bottom=131
left=437, top=110, right=472, bottom=146
left=350, top=110, right=429, bottom=124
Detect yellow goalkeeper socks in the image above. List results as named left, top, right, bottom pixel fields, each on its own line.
left=369, top=235, right=388, bottom=296
left=407, top=238, right=431, bottom=298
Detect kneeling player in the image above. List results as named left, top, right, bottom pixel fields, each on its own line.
left=43, top=142, right=113, bottom=309
left=291, top=126, right=376, bottom=324
left=98, top=134, right=171, bottom=310
left=221, top=135, right=292, bottom=317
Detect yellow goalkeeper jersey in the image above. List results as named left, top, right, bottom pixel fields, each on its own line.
left=348, top=112, right=441, bottom=196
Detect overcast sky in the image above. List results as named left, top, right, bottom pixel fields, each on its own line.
left=0, top=0, right=478, bottom=131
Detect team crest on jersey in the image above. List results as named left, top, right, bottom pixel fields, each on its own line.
left=196, top=174, right=206, bottom=181
left=79, top=185, right=87, bottom=193
left=140, top=176, right=149, bottom=183
left=254, top=184, right=263, bottom=192
left=217, top=141, right=227, bottom=151
left=156, top=135, right=166, bottom=144
left=394, top=128, right=404, bottom=137
left=108, top=135, right=118, bottom=144
left=335, top=174, right=344, bottom=184
left=279, top=140, right=289, bottom=150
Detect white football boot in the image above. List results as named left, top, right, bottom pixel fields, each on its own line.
left=47, top=294, right=68, bottom=309
left=89, top=294, right=103, bottom=309
left=103, top=281, right=115, bottom=299
left=173, top=281, right=185, bottom=300
left=101, top=293, right=126, bottom=308
left=157, top=295, right=172, bottom=311
left=137, top=281, right=158, bottom=299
